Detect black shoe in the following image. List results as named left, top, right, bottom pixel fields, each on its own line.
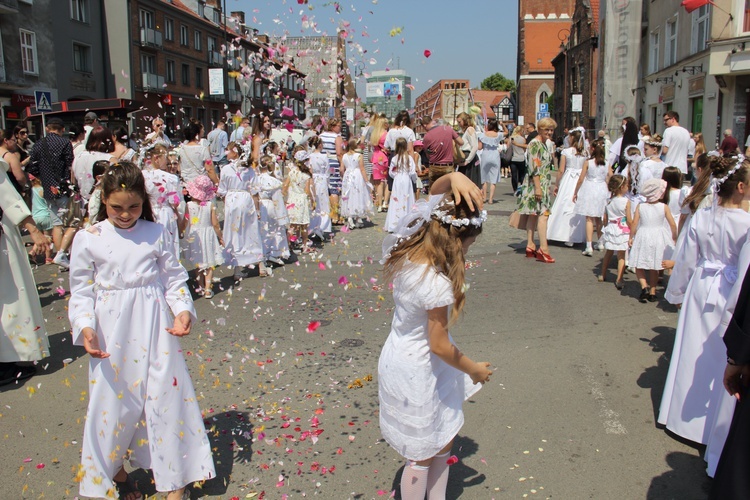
left=638, top=288, right=649, bottom=303
left=648, top=294, right=658, bottom=302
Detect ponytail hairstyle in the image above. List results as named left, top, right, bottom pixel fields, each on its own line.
left=308, top=135, right=322, bottom=150
left=708, top=154, right=750, bottom=201
left=89, top=160, right=109, bottom=195
left=259, top=155, right=274, bottom=172
left=626, top=145, right=643, bottom=196
left=591, top=141, right=606, bottom=166
left=607, top=174, right=627, bottom=199
left=96, top=161, right=155, bottom=223
left=662, top=166, right=683, bottom=191
left=683, top=153, right=711, bottom=213
left=394, top=137, right=409, bottom=172
left=383, top=196, right=484, bottom=326
left=569, top=130, right=584, bottom=155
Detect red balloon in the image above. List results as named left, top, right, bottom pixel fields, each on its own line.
left=423, top=49, right=431, bottom=58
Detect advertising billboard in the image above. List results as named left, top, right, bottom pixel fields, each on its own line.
left=366, top=80, right=401, bottom=98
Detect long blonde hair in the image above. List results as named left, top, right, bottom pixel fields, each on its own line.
left=370, top=114, right=387, bottom=148
left=384, top=197, right=483, bottom=326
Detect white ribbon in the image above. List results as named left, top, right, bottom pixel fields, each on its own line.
left=381, top=194, right=446, bottom=264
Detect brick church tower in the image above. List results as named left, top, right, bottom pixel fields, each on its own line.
left=517, top=0, right=575, bottom=127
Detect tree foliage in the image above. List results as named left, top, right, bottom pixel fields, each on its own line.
left=480, top=73, right=516, bottom=92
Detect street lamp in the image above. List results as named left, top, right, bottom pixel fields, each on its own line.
left=352, top=61, right=365, bottom=135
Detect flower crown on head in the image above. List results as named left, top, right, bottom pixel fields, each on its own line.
left=711, top=153, right=746, bottom=189
left=380, top=195, right=488, bottom=263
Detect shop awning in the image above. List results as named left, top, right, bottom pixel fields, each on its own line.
left=22, top=98, right=142, bottom=120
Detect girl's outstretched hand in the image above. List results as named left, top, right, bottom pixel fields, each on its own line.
left=82, top=327, right=109, bottom=359
left=470, top=361, right=492, bottom=385
left=167, top=311, right=192, bottom=337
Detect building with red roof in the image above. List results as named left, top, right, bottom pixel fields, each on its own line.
left=516, top=0, right=576, bottom=128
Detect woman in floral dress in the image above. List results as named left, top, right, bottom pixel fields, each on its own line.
left=517, top=117, right=557, bottom=263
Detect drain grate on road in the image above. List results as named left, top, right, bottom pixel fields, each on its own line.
left=339, top=338, right=364, bottom=347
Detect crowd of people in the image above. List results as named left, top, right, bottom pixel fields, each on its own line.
left=4, top=104, right=750, bottom=498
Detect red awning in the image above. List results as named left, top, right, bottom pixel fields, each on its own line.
left=22, top=98, right=142, bottom=120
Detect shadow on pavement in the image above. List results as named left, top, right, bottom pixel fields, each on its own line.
left=647, top=451, right=712, bottom=499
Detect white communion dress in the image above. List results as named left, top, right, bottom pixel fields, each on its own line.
left=378, top=260, right=481, bottom=461
left=340, top=152, right=373, bottom=218
left=255, top=172, right=291, bottom=260
left=547, top=147, right=586, bottom=243
left=68, top=220, right=215, bottom=497
left=143, top=168, right=184, bottom=261
left=384, top=155, right=417, bottom=233
left=217, top=161, right=264, bottom=267
left=660, top=207, right=750, bottom=476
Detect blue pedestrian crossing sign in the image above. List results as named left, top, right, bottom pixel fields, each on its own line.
left=34, top=90, right=52, bottom=112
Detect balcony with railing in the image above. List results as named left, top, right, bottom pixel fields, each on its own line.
left=142, top=73, right=165, bottom=91
left=208, top=51, right=223, bottom=67
left=140, top=27, right=163, bottom=48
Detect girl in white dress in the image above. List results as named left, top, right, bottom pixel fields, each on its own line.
left=284, top=149, right=315, bottom=253
left=142, top=144, right=184, bottom=262
left=68, top=162, right=214, bottom=500
left=307, top=136, right=332, bottom=239
left=573, top=142, right=612, bottom=256
left=217, top=142, right=264, bottom=279
left=182, top=175, right=225, bottom=298
left=340, top=138, right=373, bottom=229
left=641, top=135, right=665, bottom=180
left=598, top=175, right=631, bottom=288
left=379, top=175, right=491, bottom=500
left=659, top=155, right=750, bottom=477
left=385, top=137, right=417, bottom=233
left=628, top=178, right=677, bottom=302
left=257, top=155, right=290, bottom=270
left=547, top=129, right=587, bottom=245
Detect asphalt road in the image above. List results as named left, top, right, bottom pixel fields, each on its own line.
left=2, top=179, right=711, bottom=499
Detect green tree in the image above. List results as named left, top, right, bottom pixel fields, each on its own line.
left=546, top=93, right=554, bottom=114
left=480, top=73, right=516, bottom=92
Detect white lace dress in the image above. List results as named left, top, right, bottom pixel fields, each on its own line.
left=217, top=161, right=264, bottom=267
left=629, top=202, right=673, bottom=270
left=378, top=260, right=481, bottom=461
left=181, top=201, right=225, bottom=270
left=340, top=152, right=373, bottom=218
left=384, top=155, right=416, bottom=233
left=574, top=159, right=609, bottom=218
left=143, top=168, right=184, bottom=261
left=308, top=151, right=332, bottom=236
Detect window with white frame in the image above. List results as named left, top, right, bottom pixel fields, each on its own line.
left=649, top=30, right=660, bottom=74
left=139, top=9, right=153, bottom=29
left=665, top=18, right=677, bottom=67
left=180, top=25, right=189, bottom=46
left=165, top=18, right=174, bottom=41
left=70, top=0, right=87, bottom=23
left=73, top=42, right=91, bottom=73
left=19, top=29, right=37, bottom=75
left=194, top=30, right=201, bottom=51
left=692, top=6, right=710, bottom=54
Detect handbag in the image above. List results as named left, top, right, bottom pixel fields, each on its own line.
left=502, top=141, right=514, bottom=164
left=453, top=142, right=466, bottom=165
left=62, top=191, right=83, bottom=229
left=508, top=210, right=528, bottom=230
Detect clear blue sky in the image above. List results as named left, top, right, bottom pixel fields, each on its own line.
left=229, top=0, right=518, bottom=99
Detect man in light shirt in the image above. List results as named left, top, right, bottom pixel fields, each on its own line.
left=230, top=117, right=250, bottom=143
left=661, top=111, right=691, bottom=175
left=144, top=117, right=171, bottom=147
left=207, top=120, right=229, bottom=167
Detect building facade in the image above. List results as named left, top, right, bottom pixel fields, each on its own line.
left=639, top=0, right=736, bottom=149
left=517, top=0, right=575, bottom=127
left=287, top=32, right=355, bottom=120
left=0, top=0, right=58, bottom=132
left=551, top=0, right=599, bottom=133
left=365, top=69, right=412, bottom=119
left=413, top=79, right=470, bottom=132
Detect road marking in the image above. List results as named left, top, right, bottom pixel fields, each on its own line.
left=578, top=364, right=628, bottom=435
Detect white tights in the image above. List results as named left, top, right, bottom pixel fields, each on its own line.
left=400, top=452, right=452, bottom=500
